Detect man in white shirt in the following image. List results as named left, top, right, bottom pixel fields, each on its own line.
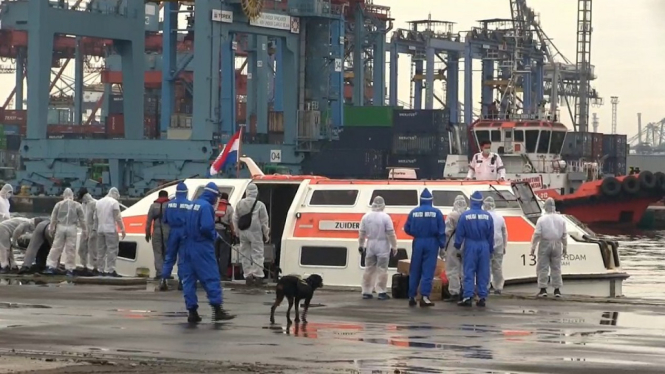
left=466, top=140, right=506, bottom=181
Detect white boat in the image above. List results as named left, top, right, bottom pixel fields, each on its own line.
left=113, top=158, right=628, bottom=298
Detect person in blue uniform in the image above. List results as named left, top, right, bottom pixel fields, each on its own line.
left=161, top=182, right=190, bottom=291
left=454, top=191, right=495, bottom=307
left=181, top=181, right=235, bottom=323
left=404, top=188, right=446, bottom=307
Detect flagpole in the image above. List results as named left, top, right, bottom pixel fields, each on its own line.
left=236, top=124, right=244, bottom=177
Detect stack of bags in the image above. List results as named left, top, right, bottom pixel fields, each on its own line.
left=391, top=258, right=447, bottom=301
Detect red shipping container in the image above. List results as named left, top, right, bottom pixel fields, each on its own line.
left=590, top=132, right=603, bottom=160
left=48, top=125, right=76, bottom=134
left=19, top=122, right=26, bottom=136
left=236, top=101, right=246, bottom=123
left=107, top=114, right=125, bottom=135
left=2, top=109, right=27, bottom=125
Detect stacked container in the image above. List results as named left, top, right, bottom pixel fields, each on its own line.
left=301, top=148, right=385, bottom=179
left=388, top=109, right=451, bottom=179
left=560, top=132, right=593, bottom=160
left=601, top=134, right=628, bottom=175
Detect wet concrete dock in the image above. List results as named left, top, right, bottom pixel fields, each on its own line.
left=0, top=282, right=663, bottom=373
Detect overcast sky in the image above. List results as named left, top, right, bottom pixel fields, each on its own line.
left=382, top=0, right=664, bottom=139
left=0, top=0, right=661, bottom=140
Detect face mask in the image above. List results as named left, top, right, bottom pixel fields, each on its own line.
left=482, top=148, right=491, bottom=155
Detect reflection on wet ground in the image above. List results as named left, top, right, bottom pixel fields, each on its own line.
left=1, top=285, right=665, bottom=373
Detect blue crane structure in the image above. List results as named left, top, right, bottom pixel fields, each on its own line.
left=0, top=0, right=391, bottom=197
left=387, top=16, right=546, bottom=125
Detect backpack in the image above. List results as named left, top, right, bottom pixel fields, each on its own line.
left=236, top=199, right=258, bottom=231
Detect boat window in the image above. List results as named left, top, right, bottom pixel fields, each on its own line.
left=537, top=130, right=551, bottom=153
left=191, top=185, right=234, bottom=200
left=370, top=190, right=419, bottom=206
left=514, top=130, right=524, bottom=142
left=490, top=130, right=501, bottom=142
left=475, top=130, right=490, bottom=145
left=117, top=241, right=137, bottom=261
left=432, top=190, right=468, bottom=207
left=550, top=131, right=566, bottom=154
left=477, top=190, right=521, bottom=209
left=524, top=130, right=539, bottom=153
left=300, top=246, right=347, bottom=267
left=309, top=189, right=359, bottom=206
left=361, top=248, right=408, bottom=268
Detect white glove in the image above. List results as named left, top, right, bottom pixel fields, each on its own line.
left=391, top=248, right=397, bottom=257
left=120, top=230, right=126, bottom=240
left=563, top=248, right=568, bottom=257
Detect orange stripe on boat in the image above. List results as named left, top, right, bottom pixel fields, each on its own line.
left=293, top=213, right=534, bottom=242
left=123, top=215, right=147, bottom=234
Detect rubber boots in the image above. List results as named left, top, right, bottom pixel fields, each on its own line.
left=212, top=305, right=236, bottom=321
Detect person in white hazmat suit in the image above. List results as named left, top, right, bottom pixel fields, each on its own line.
left=358, top=196, right=397, bottom=300
left=442, top=195, right=467, bottom=302
left=94, top=187, right=126, bottom=277
left=0, top=217, right=29, bottom=273
left=233, top=183, right=270, bottom=286
left=77, top=188, right=99, bottom=276
left=44, top=188, right=86, bottom=276
left=482, top=196, right=508, bottom=295
left=530, top=197, right=568, bottom=298
left=0, top=184, right=13, bottom=221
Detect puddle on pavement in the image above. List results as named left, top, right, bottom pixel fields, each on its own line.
left=0, top=302, right=51, bottom=309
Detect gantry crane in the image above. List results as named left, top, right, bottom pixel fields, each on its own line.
left=510, top=0, right=602, bottom=131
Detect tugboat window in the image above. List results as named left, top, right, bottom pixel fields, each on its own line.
left=475, top=130, right=490, bottom=145
left=490, top=130, right=501, bottom=142
left=550, top=131, right=566, bottom=154
left=309, top=190, right=359, bottom=206
left=300, top=246, right=347, bottom=267
left=537, top=130, right=551, bottom=153
left=370, top=190, right=418, bottom=206
left=432, top=190, right=468, bottom=207
left=525, top=130, right=539, bottom=153
left=514, top=130, right=524, bottom=142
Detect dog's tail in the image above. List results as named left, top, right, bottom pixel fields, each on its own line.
left=273, top=284, right=285, bottom=307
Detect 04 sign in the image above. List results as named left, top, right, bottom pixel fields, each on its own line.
left=270, top=149, right=282, bottom=163
left=521, top=254, right=536, bottom=266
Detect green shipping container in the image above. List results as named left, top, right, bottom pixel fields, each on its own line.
left=344, top=105, right=397, bottom=127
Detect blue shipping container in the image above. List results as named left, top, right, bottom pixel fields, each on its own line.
left=562, top=132, right=592, bottom=158
left=303, top=149, right=385, bottom=179
left=333, top=126, right=393, bottom=151
left=393, top=109, right=450, bottom=133
left=1, top=125, right=19, bottom=135
left=387, top=154, right=447, bottom=180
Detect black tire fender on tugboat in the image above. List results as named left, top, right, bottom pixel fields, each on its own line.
left=654, top=171, right=665, bottom=192
left=621, top=175, right=640, bottom=195
left=600, top=177, right=622, bottom=197
left=638, top=170, right=656, bottom=190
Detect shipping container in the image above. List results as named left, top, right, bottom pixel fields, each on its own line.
left=590, top=132, right=603, bottom=160
left=561, top=132, right=592, bottom=158
left=109, top=94, right=124, bottom=115
left=392, top=133, right=436, bottom=155
left=237, top=102, right=247, bottom=123
left=603, top=156, right=627, bottom=176
left=387, top=154, right=447, bottom=180
left=1, top=125, right=19, bottom=136
left=332, top=126, right=393, bottom=151
left=302, top=149, right=385, bottom=179
left=268, top=111, right=284, bottom=132
left=392, top=109, right=450, bottom=133
left=601, top=134, right=629, bottom=158
left=6, top=135, right=20, bottom=151
left=2, top=110, right=27, bottom=125
left=344, top=105, right=394, bottom=127
left=106, top=114, right=125, bottom=135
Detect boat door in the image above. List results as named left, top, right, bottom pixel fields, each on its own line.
left=511, top=181, right=542, bottom=224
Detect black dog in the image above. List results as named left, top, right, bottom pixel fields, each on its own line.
left=270, top=274, right=323, bottom=324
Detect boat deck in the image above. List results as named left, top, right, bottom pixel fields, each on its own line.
left=0, top=281, right=664, bottom=373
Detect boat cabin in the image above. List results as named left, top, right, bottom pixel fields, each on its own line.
left=115, top=176, right=624, bottom=296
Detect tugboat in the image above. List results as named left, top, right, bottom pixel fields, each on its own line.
left=442, top=114, right=664, bottom=226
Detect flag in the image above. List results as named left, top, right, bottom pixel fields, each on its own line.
left=209, top=129, right=241, bottom=176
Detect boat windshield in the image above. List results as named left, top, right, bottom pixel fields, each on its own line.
left=563, top=214, right=597, bottom=237
left=478, top=188, right=521, bottom=209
